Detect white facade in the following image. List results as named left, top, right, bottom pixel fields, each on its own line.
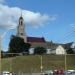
left=29, top=48, right=34, bottom=54
left=47, top=49, right=51, bottom=54
left=56, top=45, right=65, bottom=55
left=17, top=16, right=27, bottom=42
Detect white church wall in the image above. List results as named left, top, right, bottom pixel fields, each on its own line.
left=51, top=49, right=56, bottom=54
left=29, top=48, right=34, bottom=54
left=56, top=45, right=65, bottom=55
left=46, top=49, right=51, bottom=54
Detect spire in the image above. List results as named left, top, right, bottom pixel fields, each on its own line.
left=19, top=11, right=23, bottom=19
left=17, top=11, right=27, bottom=42
left=21, top=11, right=22, bottom=17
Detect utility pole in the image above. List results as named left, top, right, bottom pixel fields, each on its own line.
left=65, top=54, right=67, bottom=75
left=0, top=28, right=16, bottom=73
left=0, top=31, right=8, bottom=73
left=0, top=31, right=9, bottom=73
left=40, top=55, right=43, bottom=74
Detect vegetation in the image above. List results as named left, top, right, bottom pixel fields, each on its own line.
left=34, top=46, right=47, bottom=55
left=67, top=48, right=75, bottom=54
left=1, top=55, right=75, bottom=73
left=8, top=35, right=31, bottom=56
left=1, top=50, right=3, bottom=58
left=1, top=50, right=8, bottom=58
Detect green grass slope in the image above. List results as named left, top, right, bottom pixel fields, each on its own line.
left=1, top=55, right=75, bottom=73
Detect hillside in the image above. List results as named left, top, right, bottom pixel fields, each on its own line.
left=1, top=55, right=75, bottom=73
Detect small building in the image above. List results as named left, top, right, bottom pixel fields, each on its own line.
left=56, top=45, right=66, bottom=55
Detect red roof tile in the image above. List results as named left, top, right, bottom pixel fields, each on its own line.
left=27, top=37, right=45, bottom=42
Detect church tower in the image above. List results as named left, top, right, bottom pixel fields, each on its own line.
left=17, top=14, right=27, bottom=42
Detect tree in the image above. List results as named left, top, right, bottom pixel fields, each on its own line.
left=22, top=43, right=31, bottom=54
left=1, top=50, right=3, bottom=58
left=67, top=48, right=75, bottom=54
left=1, top=50, right=9, bottom=58
left=34, top=46, right=46, bottom=55
left=9, top=35, right=31, bottom=56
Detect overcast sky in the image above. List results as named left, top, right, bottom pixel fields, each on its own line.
left=0, top=0, right=75, bottom=51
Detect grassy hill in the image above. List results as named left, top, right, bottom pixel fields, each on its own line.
left=1, top=55, right=75, bottom=73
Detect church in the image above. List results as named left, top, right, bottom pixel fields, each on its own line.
left=16, top=14, right=73, bottom=55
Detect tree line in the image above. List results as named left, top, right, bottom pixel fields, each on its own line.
left=1, top=35, right=75, bottom=58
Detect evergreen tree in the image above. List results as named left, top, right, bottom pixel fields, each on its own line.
left=9, top=35, right=31, bottom=56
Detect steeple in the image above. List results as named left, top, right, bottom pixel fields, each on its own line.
left=17, top=12, right=27, bottom=42
left=19, top=11, right=23, bottom=19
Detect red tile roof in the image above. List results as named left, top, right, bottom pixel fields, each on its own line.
left=27, top=37, right=45, bottom=42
